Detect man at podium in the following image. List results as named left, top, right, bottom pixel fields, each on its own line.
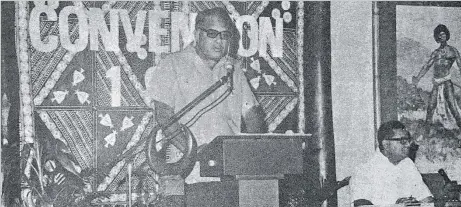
left=145, top=7, right=266, bottom=206
left=145, top=6, right=265, bottom=184
left=350, top=121, right=434, bottom=206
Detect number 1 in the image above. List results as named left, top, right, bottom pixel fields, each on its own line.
left=106, top=66, right=121, bottom=107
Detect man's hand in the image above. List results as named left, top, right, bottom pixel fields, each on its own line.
left=242, top=105, right=267, bottom=133
left=396, top=196, right=418, bottom=204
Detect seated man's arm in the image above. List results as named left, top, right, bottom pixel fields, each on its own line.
left=350, top=164, right=374, bottom=206
left=402, top=160, right=434, bottom=203
left=395, top=196, right=433, bottom=204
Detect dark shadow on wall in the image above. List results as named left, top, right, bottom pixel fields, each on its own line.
left=2, top=1, right=21, bottom=206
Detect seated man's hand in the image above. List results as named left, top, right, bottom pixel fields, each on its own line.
left=396, top=196, right=418, bottom=204
left=419, top=196, right=434, bottom=203
left=353, top=199, right=373, bottom=207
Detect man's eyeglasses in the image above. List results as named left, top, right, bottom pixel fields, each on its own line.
left=384, top=138, right=411, bottom=144
left=198, top=27, right=233, bottom=40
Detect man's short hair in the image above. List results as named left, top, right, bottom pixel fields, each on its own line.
left=377, top=120, right=406, bottom=151
left=434, top=24, right=450, bottom=43
left=195, top=7, right=237, bottom=36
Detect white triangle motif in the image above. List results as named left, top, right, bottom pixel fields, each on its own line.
left=51, top=90, right=69, bottom=104
left=72, top=68, right=85, bottom=86
left=98, top=113, right=114, bottom=128
left=104, top=130, right=118, bottom=148
left=120, top=116, right=134, bottom=132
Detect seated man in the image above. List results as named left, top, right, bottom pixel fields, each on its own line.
left=350, top=121, right=433, bottom=206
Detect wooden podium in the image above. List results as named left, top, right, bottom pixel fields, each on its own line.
left=198, top=134, right=307, bottom=207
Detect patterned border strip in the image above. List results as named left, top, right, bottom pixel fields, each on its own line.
left=268, top=97, right=298, bottom=132
left=98, top=153, right=157, bottom=193
left=114, top=50, right=151, bottom=106
left=38, top=111, right=68, bottom=145
left=262, top=55, right=298, bottom=92
left=16, top=3, right=26, bottom=150
left=17, top=1, right=35, bottom=144
left=252, top=1, right=269, bottom=19
left=97, top=158, right=126, bottom=191
left=122, top=112, right=153, bottom=154
left=297, top=1, right=305, bottom=133
left=105, top=152, right=153, bottom=192
left=98, top=111, right=153, bottom=191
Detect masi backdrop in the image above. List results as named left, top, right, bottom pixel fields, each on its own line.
left=13, top=1, right=307, bottom=206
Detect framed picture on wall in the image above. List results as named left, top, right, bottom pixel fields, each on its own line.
left=378, top=1, right=461, bottom=181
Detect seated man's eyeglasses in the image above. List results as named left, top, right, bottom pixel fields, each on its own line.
left=384, top=137, right=411, bottom=144
left=198, top=27, right=233, bottom=40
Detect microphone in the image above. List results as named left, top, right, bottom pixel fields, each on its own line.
left=439, top=168, right=451, bottom=183
left=225, top=62, right=234, bottom=92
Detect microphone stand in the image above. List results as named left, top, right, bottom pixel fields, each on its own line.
left=161, top=70, right=233, bottom=129
left=106, top=69, right=234, bottom=168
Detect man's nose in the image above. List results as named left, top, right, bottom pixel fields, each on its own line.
left=214, top=35, right=224, bottom=42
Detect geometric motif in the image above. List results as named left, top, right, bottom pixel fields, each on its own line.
left=19, top=1, right=305, bottom=205
left=38, top=110, right=94, bottom=169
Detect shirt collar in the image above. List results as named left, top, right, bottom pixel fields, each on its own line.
left=375, top=150, right=412, bottom=167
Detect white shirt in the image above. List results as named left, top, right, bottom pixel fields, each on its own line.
left=145, top=45, right=258, bottom=183
left=350, top=150, right=432, bottom=206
